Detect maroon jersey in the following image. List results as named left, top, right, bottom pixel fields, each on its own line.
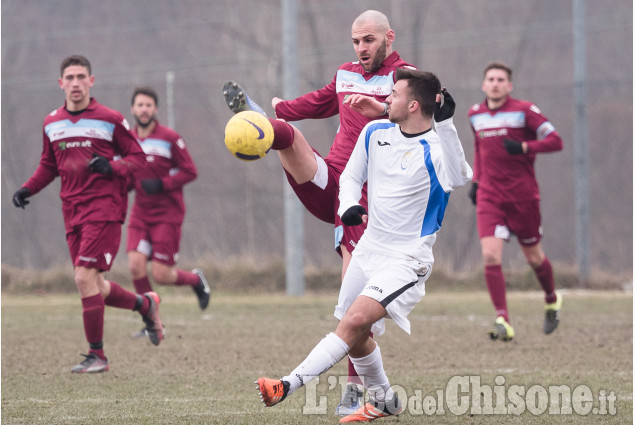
left=468, top=97, right=563, bottom=203
left=129, top=121, right=197, bottom=225
left=275, top=51, right=415, bottom=174
left=23, top=98, right=146, bottom=231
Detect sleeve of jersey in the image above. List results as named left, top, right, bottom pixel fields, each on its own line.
left=161, top=138, right=198, bottom=191
left=524, top=106, right=563, bottom=154
left=23, top=131, right=59, bottom=195
left=434, top=118, right=473, bottom=191
left=275, top=77, right=339, bottom=121
left=338, top=128, right=369, bottom=217
left=111, top=123, right=147, bottom=178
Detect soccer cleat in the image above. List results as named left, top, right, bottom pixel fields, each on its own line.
left=192, top=268, right=211, bottom=310
left=340, top=394, right=403, bottom=423
left=141, top=292, right=164, bottom=346
left=336, top=382, right=364, bottom=416
left=222, top=81, right=267, bottom=116
left=488, top=316, right=515, bottom=342
left=255, top=377, right=290, bottom=407
left=71, top=353, right=109, bottom=373
left=543, top=290, right=563, bottom=334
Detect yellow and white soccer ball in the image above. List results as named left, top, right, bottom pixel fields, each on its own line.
left=224, top=111, right=273, bottom=161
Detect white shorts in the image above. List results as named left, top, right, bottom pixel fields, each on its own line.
left=334, top=249, right=431, bottom=335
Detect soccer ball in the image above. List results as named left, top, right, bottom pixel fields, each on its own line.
left=224, top=111, right=274, bottom=161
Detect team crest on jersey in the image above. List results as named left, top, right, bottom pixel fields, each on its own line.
left=401, top=151, right=413, bottom=170
left=104, top=252, right=113, bottom=265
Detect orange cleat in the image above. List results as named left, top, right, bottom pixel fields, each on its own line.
left=340, top=394, right=403, bottom=423
left=255, top=377, right=290, bottom=407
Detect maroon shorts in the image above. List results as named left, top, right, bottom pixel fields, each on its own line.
left=476, top=198, right=543, bottom=246
left=66, top=222, right=122, bottom=271
left=285, top=150, right=367, bottom=255
left=126, top=221, right=181, bottom=266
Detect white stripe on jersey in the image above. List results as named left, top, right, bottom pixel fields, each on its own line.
left=45, top=118, right=115, bottom=142
left=139, top=138, right=172, bottom=159
left=335, top=69, right=394, bottom=96
left=469, top=111, right=526, bottom=132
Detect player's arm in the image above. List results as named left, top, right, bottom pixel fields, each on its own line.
left=338, top=125, right=370, bottom=223
left=503, top=104, right=563, bottom=155
left=159, top=137, right=198, bottom=192
left=273, top=77, right=339, bottom=121
left=433, top=89, right=473, bottom=191
left=343, top=94, right=387, bottom=118
left=110, top=119, right=146, bottom=177
left=21, top=130, right=59, bottom=196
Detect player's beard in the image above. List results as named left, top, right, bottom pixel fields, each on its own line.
left=363, top=39, right=388, bottom=73
left=134, top=114, right=156, bottom=128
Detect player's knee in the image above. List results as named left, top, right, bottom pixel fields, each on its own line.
left=150, top=266, right=172, bottom=285
left=340, top=310, right=371, bottom=335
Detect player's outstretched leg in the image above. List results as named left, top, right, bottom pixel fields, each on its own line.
left=488, top=316, right=515, bottom=342
left=543, top=290, right=562, bottom=334
left=222, top=81, right=267, bottom=116
left=255, top=377, right=290, bottom=407
left=339, top=393, right=403, bottom=423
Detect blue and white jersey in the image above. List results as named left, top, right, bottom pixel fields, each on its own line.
left=338, top=118, right=472, bottom=263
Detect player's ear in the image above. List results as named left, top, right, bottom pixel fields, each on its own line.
left=58, top=78, right=63, bottom=89
left=89, top=75, right=95, bottom=87
left=385, top=29, right=395, bottom=47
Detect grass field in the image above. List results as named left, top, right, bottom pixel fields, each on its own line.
left=1, top=289, right=632, bottom=424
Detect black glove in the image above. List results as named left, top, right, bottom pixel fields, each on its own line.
left=89, top=153, right=113, bottom=175
left=503, top=139, right=524, bottom=155
left=341, top=205, right=367, bottom=226
left=12, top=187, right=31, bottom=209
left=434, top=88, right=455, bottom=122
left=468, top=182, right=478, bottom=205
left=141, top=179, right=164, bottom=194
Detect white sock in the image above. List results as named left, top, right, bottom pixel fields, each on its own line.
left=350, top=343, right=394, bottom=402
left=282, top=332, right=349, bottom=395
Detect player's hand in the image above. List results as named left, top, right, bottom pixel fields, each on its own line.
left=343, top=94, right=385, bottom=118
left=271, top=97, right=284, bottom=117
left=89, top=153, right=113, bottom=175
left=141, top=179, right=164, bottom=194
left=434, top=88, right=455, bottom=122
left=468, top=182, right=478, bottom=205
left=503, top=139, right=524, bottom=155
left=12, top=187, right=31, bottom=209
left=341, top=205, right=368, bottom=226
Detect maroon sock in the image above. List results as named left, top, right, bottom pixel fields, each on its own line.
left=82, top=294, right=104, bottom=356
left=133, top=276, right=153, bottom=294
left=269, top=119, right=294, bottom=150
left=485, top=265, right=509, bottom=322
left=347, top=358, right=363, bottom=385
left=104, top=281, right=140, bottom=310
left=175, top=269, right=200, bottom=287
left=533, top=257, right=556, bottom=303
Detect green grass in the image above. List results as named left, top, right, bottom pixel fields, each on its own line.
left=1, top=290, right=632, bottom=424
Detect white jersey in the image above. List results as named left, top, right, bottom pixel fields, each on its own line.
left=338, top=118, right=473, bottom=264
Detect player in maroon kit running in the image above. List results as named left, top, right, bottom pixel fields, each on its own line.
left=223, top=10, right=415, bottom=415
left=12, top=55, right=164, bottom=373
left=126, top=87, right=210, bottom=334
left=467, top=61, right=564, bottom=342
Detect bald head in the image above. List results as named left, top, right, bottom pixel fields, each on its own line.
left=352, top=10, right=390, bottom=33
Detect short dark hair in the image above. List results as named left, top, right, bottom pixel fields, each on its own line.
left=60, top=55, right=91, bottom=77
left=484, top=61, right=512, bottom=80
left=395, top=68, right=441, bottom=117
left=131, top=86, right=159, bottom=106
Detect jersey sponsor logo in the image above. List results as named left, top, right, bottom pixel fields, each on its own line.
left=478, top=128, right=508, bottom=139
left=45, top=118, right=115, bottom=142
left=78, top=255, right=97, bottom=263
left=335, top=70, right=394, bottom=96
left=58, top=140, right=92, bottom=150
left=470, top=111, right=525, bottom=132
left=141, top=138, right=172, bottom=159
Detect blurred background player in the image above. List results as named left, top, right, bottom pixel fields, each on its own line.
left=467, top=61, right=564, bottom=342
left=12, top=55, right=163, bottom=373
left=223, top=10, right=415, bottom=415
left=127, top=86, right=210, bottom=338
left=256, top=69, right=472, bottom=423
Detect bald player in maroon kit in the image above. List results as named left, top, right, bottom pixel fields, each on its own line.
left=126, top=87, right=210, bottom=333
left=12, top=55, right=164, bottom=373
left=468, top=61, right=563, bottom=342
